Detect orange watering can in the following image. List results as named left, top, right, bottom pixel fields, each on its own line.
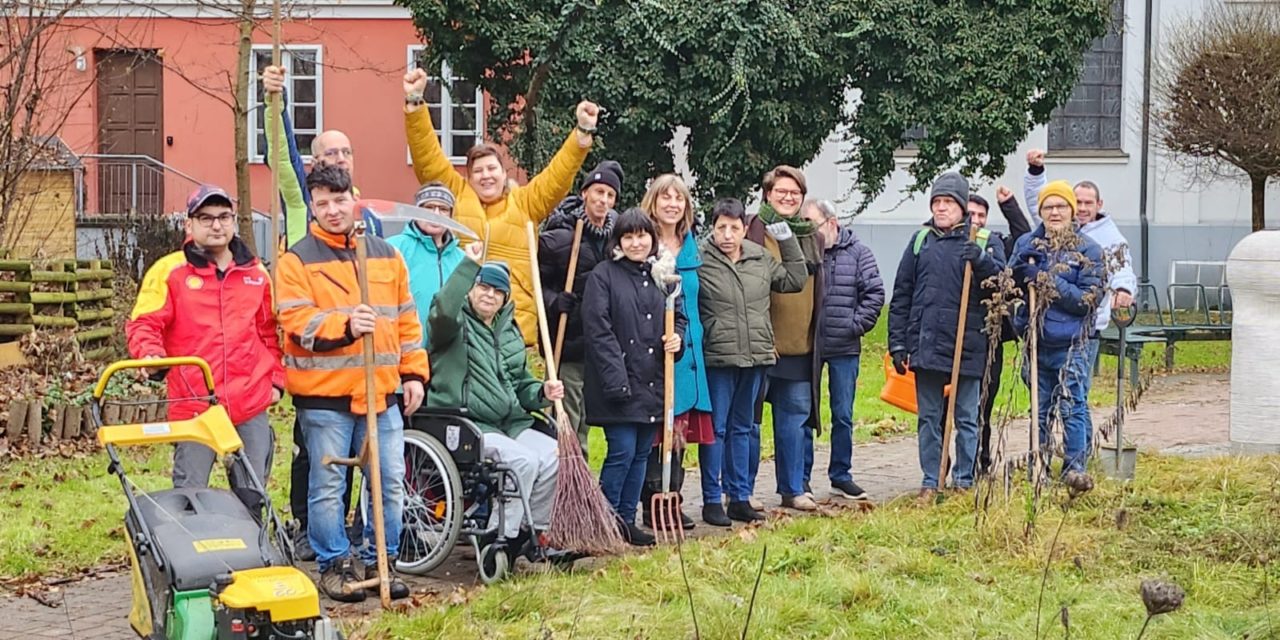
left=879, top=353, right=949, bottom=415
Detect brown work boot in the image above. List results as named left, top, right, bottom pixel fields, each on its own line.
left=781, top=494, right=818, bottom=511
left=319, top=556, right=366, bottom=603
left=915, top=488, right=938, bottom=506
left=364, top=560, right=411, bottom=600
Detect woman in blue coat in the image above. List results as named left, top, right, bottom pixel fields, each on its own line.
left=583, top=210, right=685, bottom=546
left=639, top=174, right=711, bottom=529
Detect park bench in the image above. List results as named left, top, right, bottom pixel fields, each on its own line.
left=1096, top=282, right=1232, bottom=378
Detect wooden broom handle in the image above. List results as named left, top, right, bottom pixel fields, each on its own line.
left=938, top=223, right=980, bottom=484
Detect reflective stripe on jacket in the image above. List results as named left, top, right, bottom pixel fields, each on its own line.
left=277, top=222, right=429, bottom=415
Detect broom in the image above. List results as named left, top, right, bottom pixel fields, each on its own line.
left=525, top=222, right=625, bottom=554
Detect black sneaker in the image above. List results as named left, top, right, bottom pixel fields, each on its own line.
left=701, top=503, right=731, bottom=527
left=831, top=480, right=869, bottom=501
left=319, top=557, right=366, bottom=603
left=363, top=561, right=410, bottom=600
left=290, top=521, right=317, bottom=562
left=727, top=501, right=765, bottom=522
left=678, top=511, right=695, bottom=530
left=620, top=522, right=656, bottom=547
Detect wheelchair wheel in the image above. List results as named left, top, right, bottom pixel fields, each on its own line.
left=478, top=543, right=510, bottom=585
left=397, top=430, right=463, bottom=575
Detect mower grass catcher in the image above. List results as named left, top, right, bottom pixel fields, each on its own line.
left=92, top=357, right=342, bottom=640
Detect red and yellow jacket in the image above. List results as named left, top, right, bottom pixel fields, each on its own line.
left=126, top=238, right=285, bottom=425
left=276, top=223, right=429, bottom=415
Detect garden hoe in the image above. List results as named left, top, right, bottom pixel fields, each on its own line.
left=323, top=207, right=476, bottom=608
left=651, top=275, right=685, bottom=544
left=552, top=218, right=586, bottom=371
left=938, top=224, right=980, bottom=486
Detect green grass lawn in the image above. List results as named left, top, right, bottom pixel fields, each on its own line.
left=0, top=314, right=1232, bottom=579
left=366, top=453, right=1280, bottom=639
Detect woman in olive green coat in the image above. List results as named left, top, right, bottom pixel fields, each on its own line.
left=696, top=198, right=807, bottom=526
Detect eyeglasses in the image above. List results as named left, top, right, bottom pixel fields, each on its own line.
left=1041, top=204, right=1072, bottom=215
left=772, top=188, right=803, bottom=200
left=322, top=147, right=354, bottom=160
left=192, top=213, right=236, bottom=227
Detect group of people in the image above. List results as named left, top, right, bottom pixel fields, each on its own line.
left=123, top=64, right=1134, bottom=603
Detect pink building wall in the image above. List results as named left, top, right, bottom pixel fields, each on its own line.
left=42, top=15, right=449, bottom=215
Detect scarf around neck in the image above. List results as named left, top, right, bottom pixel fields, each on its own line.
left=758, top=202, right=815, bottom=237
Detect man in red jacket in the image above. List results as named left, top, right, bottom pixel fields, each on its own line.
left=126, top=185, right=285, bottom=516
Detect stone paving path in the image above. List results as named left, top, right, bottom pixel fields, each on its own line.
left=0, top=373, right=1234, bottom=638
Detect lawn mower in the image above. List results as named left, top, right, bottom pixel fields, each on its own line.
left=92, top=357, right=342, bottom=640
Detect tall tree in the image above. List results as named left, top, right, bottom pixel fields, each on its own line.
left=1154, top=2, right=1280, bottom=232
left=398, top=0, right=1110, bottom=207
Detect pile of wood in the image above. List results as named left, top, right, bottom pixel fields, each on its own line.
left=4, top=394, right=166, bottom=448
left=0, top=258, right=117, bottom=360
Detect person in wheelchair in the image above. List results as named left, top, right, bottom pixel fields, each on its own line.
left=425, top=242, right=569, bottom=560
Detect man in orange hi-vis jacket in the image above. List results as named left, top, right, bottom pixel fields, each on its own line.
left=276, top=164, right=428, bottom=603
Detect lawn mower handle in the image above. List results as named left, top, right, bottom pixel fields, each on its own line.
left=92, top=356, right=217, bottom=400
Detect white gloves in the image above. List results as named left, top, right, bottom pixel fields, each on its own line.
left=764, top=221, right=794, bottom=242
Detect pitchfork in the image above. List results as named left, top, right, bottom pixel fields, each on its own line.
left=651, top=276, right=684, bottom=544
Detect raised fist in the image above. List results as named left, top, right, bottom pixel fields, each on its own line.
left=1026, top=148, right=1045, bottom=168
left=262, top=65, right=285, bottom=95
left=463, top=241, right=485, bottom=263
left=996, top=185, right=1014, bottom=203
left=576, top=101, right=600, bottom=130
left=403, top=68, right=428, bottom=97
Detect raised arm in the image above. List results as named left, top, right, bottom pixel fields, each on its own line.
left=403, top=68, right=467, bottom=194
left=512, top=102, right=596, bottom=224
left=261, top=65, right=310, bottom=249
left=428, top=248, right=482, bottom=351
left=1023, top=148, right=1047, bottom=224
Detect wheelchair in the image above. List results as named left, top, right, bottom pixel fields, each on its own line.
left=394, top=408, right=568, bottom=584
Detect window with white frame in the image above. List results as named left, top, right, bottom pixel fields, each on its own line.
left=407, top=46, right=484, bottom=161
left=248, top=45, right=322, bottom=163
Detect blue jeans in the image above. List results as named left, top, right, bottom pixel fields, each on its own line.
left=299, top=408, right=405, bottom=571
left=1026, top=344, right=1093, bottom=474
left=600, top=423, right=659, bottom=524
left=823, top=355, right=859, bottom=483
left=915, top=369, right=981, bottom=490
left=704, top=367, right=765, bottom=505
left=1083, top=337, right=1100, bottom=453
left=768, top=378, right=813, bottom=497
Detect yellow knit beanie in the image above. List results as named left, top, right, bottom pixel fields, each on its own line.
left=1037, top=180, right=1077, bottom=215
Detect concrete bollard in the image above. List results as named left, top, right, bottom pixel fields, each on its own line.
left=1226, top=230, right=1280, bottom=453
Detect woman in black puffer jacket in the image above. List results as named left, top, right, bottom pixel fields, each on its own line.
left=582, top=210, right=685, bottom=546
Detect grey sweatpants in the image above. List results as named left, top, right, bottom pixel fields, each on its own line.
left=173, top=411, right=274, bottom=516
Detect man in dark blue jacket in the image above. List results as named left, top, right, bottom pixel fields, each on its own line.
left=1011, top=181, right=1104, bottom=477
left=888, top=172, right=1005, bottom=501
left=802, top=200, right=884, bottom=501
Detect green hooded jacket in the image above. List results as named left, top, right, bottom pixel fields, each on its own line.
left=426, top=259, right=549, bottom=437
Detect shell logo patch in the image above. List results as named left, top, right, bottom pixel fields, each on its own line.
left=185, top=276, right=203, bottom=290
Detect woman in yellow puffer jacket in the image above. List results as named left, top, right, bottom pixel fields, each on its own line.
left=402, top=67, right=599, bottom=346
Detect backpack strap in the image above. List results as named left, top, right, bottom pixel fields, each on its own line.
left=911, top=228, right=931, bottom=256
left=913, top=226, right=991, bottom=255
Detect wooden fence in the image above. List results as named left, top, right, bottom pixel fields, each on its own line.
left=4, top=396, right=166, bottom=446
left=0, top=257, right=117, bottom=360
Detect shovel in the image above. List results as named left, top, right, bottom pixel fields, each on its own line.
left=651, top=278, right=684, bottom=544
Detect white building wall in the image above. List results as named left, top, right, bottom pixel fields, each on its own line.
left=799, top=0, right=1266, bottom=295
